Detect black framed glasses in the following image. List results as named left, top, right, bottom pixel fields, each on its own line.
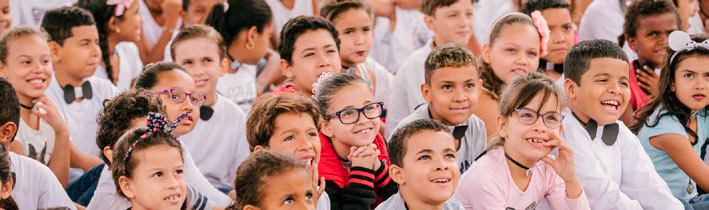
left=513, top=108, right=564, bottom=128
left=325, top=102, right=384, bottom=124
left=152, top=88, right=207, bottom=107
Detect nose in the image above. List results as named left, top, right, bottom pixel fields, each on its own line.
left=452, top=88, right=467, bottom=102
left=355, top=33, right=365, bottom=46
left=166, top=173, right=180, bottom=189
left=514, top=52, right=530, bottom=67
left=435, top=159, right=451, bottom=171
left=531, top=115, right=548, bottom=132
left=608, top=82, right=622, bottom=95
left=296, top=137, right=314, bottom=152
left=551, top=30, right=565, bottom=44
left=317, top=52, right=332, bottom=68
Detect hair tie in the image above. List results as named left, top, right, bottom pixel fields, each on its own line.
left=311, top=72, right=335, bottom=100
left=107, top=0, right=134, bottom=17
left=668, top=31, right=709, bottom=64
left=531, top=11, right=550, bottom=57
left=122, top=111, right=190, bottom=168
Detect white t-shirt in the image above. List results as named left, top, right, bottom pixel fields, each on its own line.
left=688, top=12, right=705, bottom=35
left=561, top=108, right=683, bottom=210
left=370, top=7, right=432, bottom=73
left=265, top=0, right=314, bottom=35
left=10, top=152, right=76, bottom=210
left=46, top=76, right=118, bottom=156
left=385, top=41, right=432, bottom=136
left=364, top=58, right=393, bottom=108
left=180, top=95, right=250, bottom=190
left=578, top=0, right=636, bottom=60
left=16, top=119, right=55, bottom=165
left=216, top=65, right=258, bottom=113
left=139, top=0, right=181, bottom=48
left=94, top=42, right=144, bottom=91
left=472, top=0, right=515, bottom=45
left=9, top=0, right=77, bottom=28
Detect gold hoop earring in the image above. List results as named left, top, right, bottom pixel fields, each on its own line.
left=114, top=28, right=121, bottom=34
left=246, top=42, right=255, bottom=49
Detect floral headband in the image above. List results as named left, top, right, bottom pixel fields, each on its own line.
left=668, top=30, right=709, bottom=64
left=122, top=111, right=191, bottom=166
left=107, top=0, right=134, bottom=16
left=311, top=72, right=335, bottom=100
left=531, top=11, right=550, bottom=57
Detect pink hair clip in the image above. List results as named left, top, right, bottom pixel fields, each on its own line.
left=531, top=11, right=550, bottom=57
left=107, top=0, right=134, bottom=17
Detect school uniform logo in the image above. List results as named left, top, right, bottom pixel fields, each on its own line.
left=505, top=201, right=537, bottom=210
left=687, top=179, right=695, bottom=194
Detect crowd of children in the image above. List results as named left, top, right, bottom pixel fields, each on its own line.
left=0, top=0, right=706, bottom=209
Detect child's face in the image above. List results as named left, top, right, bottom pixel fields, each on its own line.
left=0, top=177, right=11, bottom=201
left=424, top=0, right=473, bottom=46
left=566, top=57, right=630, bottom=125
left=672, top=56, right=709, bottom=110
left=119, top=145, right=186, bottom=210
left=0, top=35, right=53, bottom=100
left=541, top=8, right=574, bottom=64
left=334, top=9, right=373, bottom=66
left=322, top=83, right=381, bottom=147
left=150, top=70, right=200, bottom=136
left=184, top=0, right=221, bottom=25
left=627, top=13, right=678, bottom=67
left=262, top=112, right=321, bottom=166
left=0, top=0, right=12, bottom=35
left=282, top=29, right=341, bottom=95
left=252, top=168, right=316, bottom=210
left=394, top=0, right=420, bottom=9
left=499, top=94, right=562, bottom=161
left=423, top=66, right=481, bottom=125
left=483, top=24, right=541, bottom=84
left=174, top=38, right=227, bottom=101
left=392, top=130, right=459, bottom=205
left=51, top=25, right=101, bottom=80
left=677, top=0, right=699, bottom=31
left=113, top=0, right=143, bottom=42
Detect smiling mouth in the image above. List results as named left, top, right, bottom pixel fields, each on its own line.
left=354, top=128, right=373, bottom=135
left=600, top=100, right=621, bottom=112
left=431, top=178, right=451, bottom=184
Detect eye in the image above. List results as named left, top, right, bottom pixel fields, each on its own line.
left=283, top=197, right=294, bottom=205
left=465, top=83, right=474, bottom=88
left=519, top=112, right=535, bottom=119
left=596, top=79, right=608, bottom=83
left=182, top=60, right=193, bottom=65
left=684, top=72, right=695, bottom=79
left=418, top=155, right=431, bottom=160
left=285, top=136, right=295, bottom=141
left=327, top=49, right=337, bottom=54
left=304, top=53, right=315, bottom=58
left=620, top=81, right=629, bottom=87
left=342, top=109, right=357, bottom=116
left=21, top=60, right=30, bottom=65
left=175, top=169, right=184, bottom=175
left=363, top=27, right=371, bottom=32
left=203, top=58, right=212, bottom=64
left=505, top=48, right=517, bottom=53
left=528, top=50, right=538, bottom=57
left=445, top=153, right=456, bottom=159
left=153, top=172, right=163, bottom=178
left=442, top=84, right=452, bottom=90
left=563, top=25, right=573, bottom=31
left=305, top=192, right=313, bottom=200
left=308, top=132, right=318, bottom=137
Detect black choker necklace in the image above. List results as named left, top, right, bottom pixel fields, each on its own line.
left=504, top=153, right=530, bottom=171
left=19, top=103, right=33, bottom=110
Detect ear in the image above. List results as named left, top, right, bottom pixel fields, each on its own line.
left=49, top=41, right=62, bottom=64
left=243, top=205, right=261, bottom=210
left=253, top=145, right=268, bottom=152
left=321, top=120, right=334, bottom=138
left=247, top=26, right=258, bottom=47
left=564, top=78, right=577, bottom=100
left=219, top=58, right=228, bottom=76
left=389, top=164, right=405, bottom=185
left=626, top=35, right=637, bottom=52
left=0, top=122, right=17, bottom=145
left=482, top=44, right=492, bottom=64
left=496, top=115, right=508, bottom=138
left=0, top=62, right=6, bottom=78
left=281, top=59, right=294, bottom=79
left=108, top=16, right=120, bottom=34
left=103, top=146, right=114, bottom=164
left=0, top=177, right=12, bottom=199
left=423, top=15, right=435, bottom=31
left=118, top=176, right=136, bottom=199
left=421, top=83, right=432, bottom=103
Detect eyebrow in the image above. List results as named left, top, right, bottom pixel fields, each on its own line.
left=416, top=149, right=433, bottom=155
left=341, top=100, right=373, bottom=109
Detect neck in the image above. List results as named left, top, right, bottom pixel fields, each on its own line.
left=129, top=201, right=149, bottom=210
left=399, top=187, right=446, bottom=210
left=53, top=65, right=84, bottom=87
left=428, top=107, right=457, bottom=126
left=204, top=91, right=218, bottom=107
left=331, top=138, right=354, bottom=164
left=432, top=36, right=447, bottom=48
left=341, top=59, right=358, bottom=68
left=17, top=94, right=39, bottom=128
left=503, top=146, right=535, bottom=177
left=107, top=34, right=119, bottom=58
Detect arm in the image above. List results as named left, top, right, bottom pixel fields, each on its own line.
left=650, top=133, right=709, bottom=191
left=255, top=49, right=286, bottom=95
left=181, top=146, right=232, bottom=206
left=35, top=158, right=78, bottom=210
left=372, top=160, right=397, bottom=200
left=475, top=93, right=499, bottom=143
left=69, top=144, right=102, bottom=171
left=136, top=0, right=181, bottom=63
left=32, top=97, right=70, bottom=187
left=325, top=167, right=378, bottom=210
left=311, top=0, right=319, bottom=16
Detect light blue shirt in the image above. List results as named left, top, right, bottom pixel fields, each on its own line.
left=637, top=107, right=707, bottom=201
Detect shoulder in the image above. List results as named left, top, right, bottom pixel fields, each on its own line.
left=88, top=76, right=119, bottom=98
left=217, top=95, right=246, bottom=117
left=375, top=193, right=404, bottom=210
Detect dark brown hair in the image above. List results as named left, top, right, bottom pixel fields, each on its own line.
left=388, top=119, right=451, bottom=167
left=229, top=151, right=307, bottom=210
left=425, top=44, right=479, bottom=84
left=246, top=93, right=322, bottom=151
left=320, top=0, right=373, bottom=22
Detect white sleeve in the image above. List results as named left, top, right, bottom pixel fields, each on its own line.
left=35, top=159, right=77, bottom=210
left=181, top=145, right=232, bottom=206
left=371, top=61, right=394, bottom=109
left=228, top=111, right=250, bottom=188
left=578, top=5, right=621, bottom=43
left=385, top=73, right=409, bottom=138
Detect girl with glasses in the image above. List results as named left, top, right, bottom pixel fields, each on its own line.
left=453, top=72, right=590, bottom=210
left=312, top=73, right=396, bottom=209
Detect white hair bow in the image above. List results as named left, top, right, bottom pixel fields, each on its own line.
left=668, top=31, right=709, bottom=63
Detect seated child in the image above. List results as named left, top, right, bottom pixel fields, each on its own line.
left=0, top=26, right=70, bottom=186
left=631, top=31, right=709, bottom=209
left=522, top=0, right=575, bottom=81
left=313, top=73, right=397, bottom=208
left=387, top=0, right=474, bottom=135
left=276, top=15, right=340, bottom=97
left=0, top=0, right=10, bottom=35
left=562, top=39, right=682, bottom=209
left=171, top=24, right=250, bottom=192
left=0, top=146, right=16, bottom=209
left=379, top=119, right=464, bottom=210
left=229, top=150, right=317, bottom=210
left=0, top=78, right=75, bottom=209
left=40, top=6, right=116, bottom=169
left=246, top=93, right=330, bottom=209
left=455, top=72, right=590, bottom=210
left=392, top=44, right=486, bottom=174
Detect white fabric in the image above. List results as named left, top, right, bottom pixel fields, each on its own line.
left=317, top=192, right=331, bottom=210
left=138, top=0, right=181, bottom=48
left=10, top=152, right=76, bottom=210
left=688, top=13, right=705, bottom=35
left=385, top=41, right=432, bottom=136
left=87, top=142, right=230, bottom=209
left=93, top=42, right=144, bottom=91
left=560, top=108, right=683, bottom=210
left=472, top=0, right=515, bottom=45
left=16, top=118, right=55, bottom=165
left=180, top=95, right=250, bottom=190
left=578, top=0, right=636, bottom=60
left=375, top=192, right=465, bottom=210
left=46, top=76, right=118, bottom=156
left=9, top=0, right=77, bottom=28
left=364, top=57, right=393, bottom=108
left=370, top=7, right=432, bottom=73
left=216, top=65, right=258, bottom=113
left=265, top=0, right=314, bottom=35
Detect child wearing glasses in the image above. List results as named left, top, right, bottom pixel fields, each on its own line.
left=313, top=73, right=397, bottom=209
left=454, top=72, right=590, bottom=210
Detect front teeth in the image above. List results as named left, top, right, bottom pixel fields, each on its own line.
left=601, top=100, right=620, bottom=106
left=29, top=79, right=43, bottom=84
left=432, top=179, right=450, bottom=183
left=526, top=138, right=544, bottom=143
left=164, top=195, right=180, bottom=200
left=355, top=129, right=371, bottom=134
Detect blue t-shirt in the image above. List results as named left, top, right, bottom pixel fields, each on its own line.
left=637, top=107, right=707, bottom=201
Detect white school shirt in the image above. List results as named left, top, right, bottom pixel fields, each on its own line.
left=139, top=0, right=181, bottom=48
left=472, top=0, right=515, bottom=45
left=386, top=41, right=432, bottom=136
left=87, top=142, right=229, bottom=210
left=10, top=152, right=76, bottom=210
left=560, top=108, right=683, bottom=210
left=180, top=95, right=250, bottom=190
left=46, top=76, right=118, bottom=156
left=216, top=65, right=258, bottom=113
left=370, top=7, right=432, bottom=73
left=578, top=0, right=637, bottom=60
left=364, top=57, right=394, bottom=107
left=688, top=13, right=705, bottom=35
left=392, top=104, right=487, bottom=174
left=375, top=192, right=465, bottom=210
left=94, top=42, right=144, bottom=91
left=9, top=0, right=76, bottom=28
left=16, top=119, right=55, bottom=165
left=265, top=0, right=314, bottom=35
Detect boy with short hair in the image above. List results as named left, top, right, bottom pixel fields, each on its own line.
left=386, top=0, right=474, bottom=135
left=391, top=44, right=486, bottom=173
left=562, top=39, right=682, bottom=209
left=379, top=119, right=463, bottom=210
left=0, top=78, right=76, bottom=209
left=41, top=6, right=116, bottom=171
left=276, top=15, right=341, bottom=97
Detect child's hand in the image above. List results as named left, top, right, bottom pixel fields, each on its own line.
left=541, top=132, right=578, bottom=183
left=31, top=96, right=68, bottom=135
left=349, top=145, right=378, bottom=169
left=161, top=0, right=183, bottom=29
left=227, top=190, right=236, bottom=202
left=636, top=65, right=659, bottom=97
left=305, top=160, right=326, bottom=204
